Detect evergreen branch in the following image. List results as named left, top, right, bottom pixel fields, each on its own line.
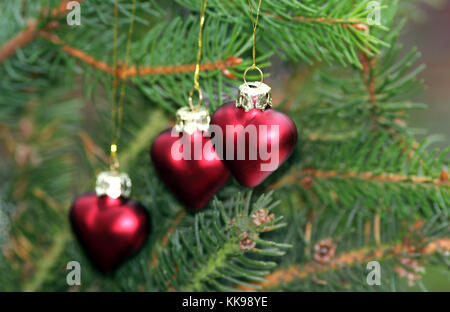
left=266, top=133, right=450, bottom=225
left=119, top=56, right=243, bottom=79
left=266, top=12, right=370, bottom=28
left=359, top=42, right=383, bottom=131
left=270, top=168, right=450, bottom=190
left=360, top=52, right=377, bottom=106
left=118, top=110, right=167, bottom=171
left=39, top=30, right=115, bottom=74
left=130, top=16, right=259, bottom=111
left=0, top=91, right=86, bottom=290
left=289, top=130, right=447, bottom=189
left=296, top=29, right=426, bottom=137
left=20, top=187, right=70, bottom=292
left=305, top=131, right=359, bottom=142
left=151, top=209, right=186, bottom=267
left=0, top=0, right=83, bottom=64
left=152, top=192, right=289, bottom=292
left=0, top=20, right=37, bottom=64
left=1, top=8, right=253, bottom=113
left=176, top=0, right=387, bottom=66
left=238, top=237, right=450, bottom=291
left=32, top=188, right=65, bottom=214
left=78, top=130, right=109, bottom=165
left=22, top=223, right=70, bottom=292
left=39, top=30, right=243, bottom=79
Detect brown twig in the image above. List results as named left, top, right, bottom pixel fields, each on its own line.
left=78, top=130, right=110, bottom=165
left=0, top=20, right=37, bottom=64
left=374, top=214, right=381, bottom=245
left=114, top=56, right=243, bottom=79
left=39, top=30, right=243, bottom=79
left=0, top=0, right=83, bottom=64
left=32, top=187, right=64, bottom=213
left=39, top=30, right=115, bottom=74
left=302, top=168, right=450, bottom=185
left=1, top=4, right=368, bottom=69
left=265, top=12, right=366, bottom=26
left=360, top=52, right=378, bottom=106
left=0, top=0, right=243, bottom=78
left=237, top=238, right=450, bottom=291
left=364, top=219, right=371, bottom=245
left=269, top=168, right=450, bottom=190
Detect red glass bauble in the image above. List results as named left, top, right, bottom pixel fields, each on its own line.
left=211, top=102, right=297, bottom=187
left=150, top=129, right=230, bottom=210
left=70, top=193, right=150, bottom=273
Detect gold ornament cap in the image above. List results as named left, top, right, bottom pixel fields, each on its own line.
left=95, top=171, right=132, bottom=199
left=174, top=106, right=210, bottom=135
left=237, top=81, right=272, bottom=112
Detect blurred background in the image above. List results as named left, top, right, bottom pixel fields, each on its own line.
left=394, top=1, right=450, bottom=290
left=406, top=1, right=450, bottom=148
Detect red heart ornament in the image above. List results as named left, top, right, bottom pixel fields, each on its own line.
left=211, top=102, right=297, bottom=187
left=70, top=193, right=150, bottom=273
left=150, top=129, right=230, bottom=210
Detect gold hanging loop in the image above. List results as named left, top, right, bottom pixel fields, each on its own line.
left=243, top=0, right=264, bottom=87
left=243, top=65, right=264, bottom=86
left=188, top=87, right=203, bottom=111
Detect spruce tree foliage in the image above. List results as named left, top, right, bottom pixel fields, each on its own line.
left=0, top=0, right=449, bottom=292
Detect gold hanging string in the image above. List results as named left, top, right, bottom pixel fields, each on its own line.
left=244, top=0, right=263, bottom=85
left=248, top=0, right=262, bottom=68
left=110, top=0, right=137, bottom=170
left=189, top=0, right=208, bottom=111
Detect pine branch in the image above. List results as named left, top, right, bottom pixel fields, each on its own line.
left=22, top=191, right=71, bottom=292
left=129, top=16, right=262, bottom=111
left=0, top=20, right=37, bottom=64
left=273, top=130, right=450, bottom=187
left=151, top=210, right=186, bottom=268
left=294, top=23, right=426, bottom=138
left=0, top=90, right=85, bottom=289
left=265, top=12, right=370, bottom=28
left=360, top=52, right=377, bottom=106
left=238, top=237, right=450, bottom=291
left=152, top=192, right=290, bottom=291
left=270, top=168, right=450, bottom=191
left=39, top=30, right=243, bottom=79
left=0, top=0, right=83, bottom=64
left=266, top=132, right=450, bottom=224
left=118, top=110, right=167, bottom=170
left=176, top=0, right=388, bottom=66
left=0, top=3, right=257, bottom=113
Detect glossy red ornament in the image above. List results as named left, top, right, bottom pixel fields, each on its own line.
left=150, top=129, right=230, bottom=210
left=211, top=102, right=297, bottom=187
left=70, top=193, right=150, bottom=273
